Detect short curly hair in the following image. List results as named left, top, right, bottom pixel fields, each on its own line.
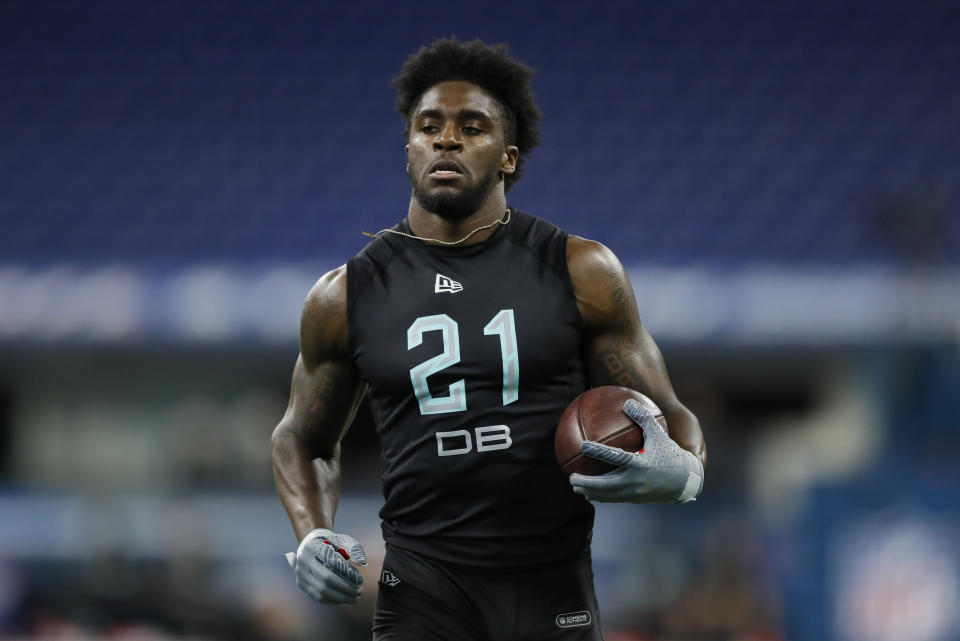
left=393, top=37, right=541, bottom=191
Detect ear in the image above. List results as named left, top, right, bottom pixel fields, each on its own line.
left=500, top=145, right=519, bottom=174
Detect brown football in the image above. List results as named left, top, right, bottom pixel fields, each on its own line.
left=555, top=386, right=666, bottom=477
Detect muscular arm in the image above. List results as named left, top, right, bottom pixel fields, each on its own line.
left=568, top=237, right=707, bottom=468
left=271, top=266, right=367, bottom=542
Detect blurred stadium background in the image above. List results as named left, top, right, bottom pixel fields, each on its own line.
left=1, top=1, right=958, bottom=640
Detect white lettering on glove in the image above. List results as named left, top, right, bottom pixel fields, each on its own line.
left=569, top=399, right=704, bottom=504
left=285, top=528, right=367, bottom=604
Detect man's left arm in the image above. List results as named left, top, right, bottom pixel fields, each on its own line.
left=567, top=236, right=706, bottom=502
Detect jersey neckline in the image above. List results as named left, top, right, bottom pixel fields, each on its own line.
left=393, top=207, right=514, bottom=257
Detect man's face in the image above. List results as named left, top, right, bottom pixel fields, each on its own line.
left=406, top=81, right=518, bottom=220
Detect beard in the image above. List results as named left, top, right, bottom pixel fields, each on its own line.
left=409, top=165, right=501, bottom=221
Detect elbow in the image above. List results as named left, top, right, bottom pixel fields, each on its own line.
left=695, top=442, right=708, bottom=470
left=271, top=420, right=297, bottom=456
left=663, top=402, right=707, bottom=469
left=270, top=419, right=337, bottom=462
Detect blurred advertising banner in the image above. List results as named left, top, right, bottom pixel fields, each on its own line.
left=1, top=264, right=957, bottom=345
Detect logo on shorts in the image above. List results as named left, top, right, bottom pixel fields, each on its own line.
left=380, top=570, right=402, bottom=587
left=555, top=611, right=592, bottom=628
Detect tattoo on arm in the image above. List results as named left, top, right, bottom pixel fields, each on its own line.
left=609, top=271, right=629, bottom=308
left=592, top=272, right=653, bottom=391
left=600, top=350, right=639, bottom=388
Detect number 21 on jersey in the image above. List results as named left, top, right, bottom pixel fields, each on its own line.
left=407, top=309, right=518, bottom=415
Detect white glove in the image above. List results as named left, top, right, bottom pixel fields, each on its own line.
left=569, top=399, right=704, bottom=504
left=285, top=528, right=367, bottom=604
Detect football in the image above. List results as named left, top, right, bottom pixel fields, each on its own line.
left=555, top=386, right=666, bottom=477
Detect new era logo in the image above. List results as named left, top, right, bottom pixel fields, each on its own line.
left=380, top=570, right=402, bottom=587
left=435, top=274, right=463, bottom=294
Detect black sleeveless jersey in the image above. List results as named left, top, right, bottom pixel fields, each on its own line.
left=347, top=209, right=593, bottom=568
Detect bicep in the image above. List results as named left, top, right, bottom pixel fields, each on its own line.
left=279, top=354, right=366, bottom=459
left=277, top=265, right=366, bottom=458
left=569, top=236, right=681, bottom=408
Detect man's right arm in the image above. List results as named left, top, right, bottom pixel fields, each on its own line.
left=271, top=265, right=367, bottom=542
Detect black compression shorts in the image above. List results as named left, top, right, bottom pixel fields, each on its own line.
left=372, top=543, right=603, bottom=641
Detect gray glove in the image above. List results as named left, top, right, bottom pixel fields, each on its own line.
left=569, top=399, right=703, bottom=503
left=285, top=528, right=367, bottom=604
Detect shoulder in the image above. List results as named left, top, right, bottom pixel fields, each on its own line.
left=303, top=265, right=347, bottom=317
left=566, top=236, right=637, bottom=332
left=300, top=265, right=350, bottom=366
left=566, top=235, right=624, bottom=279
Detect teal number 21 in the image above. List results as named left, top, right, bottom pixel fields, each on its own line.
left=407, top=309, right=519, bottom=415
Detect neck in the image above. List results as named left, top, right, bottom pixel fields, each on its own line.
left=407, top=190, right=508, bottom=246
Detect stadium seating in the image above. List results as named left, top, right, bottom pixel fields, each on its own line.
left=1, top=0, right=956, bottom=266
